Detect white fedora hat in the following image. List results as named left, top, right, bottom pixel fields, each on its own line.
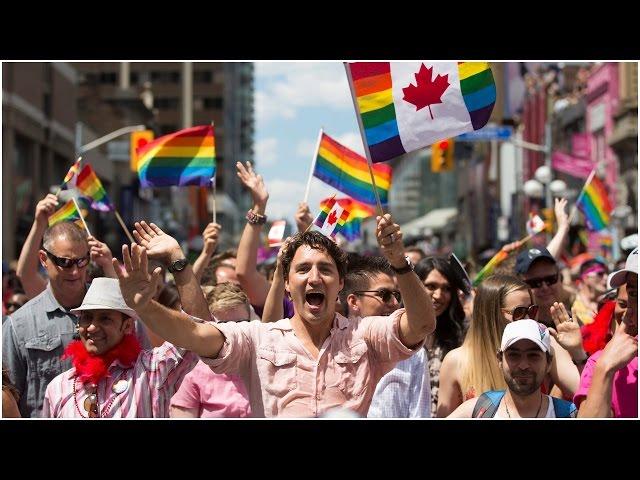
left=71, top=277, right=139, bottom=320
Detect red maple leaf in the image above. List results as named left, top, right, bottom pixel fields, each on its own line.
left=402, top=64, right=450, bottom=120
left=327, top=210, right=338, bottom=226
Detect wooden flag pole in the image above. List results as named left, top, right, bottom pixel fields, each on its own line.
left=72, top=197, right=91, bottom=237
left=54, top=156, right=82, bottom=196
left=568, top=167, right=597, bottom=225
left=114, top=210, right=135, bottom=244
left=303, top=128, right=324, bottom=204
left=343, top=62, right=384, bottom=217
left=212, top=176, right=217, bottom=224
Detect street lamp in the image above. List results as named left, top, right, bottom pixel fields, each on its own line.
left=78, top=124, right=147, bottom=155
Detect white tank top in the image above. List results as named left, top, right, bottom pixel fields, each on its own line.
left=493, top=395, right=556, bottom=418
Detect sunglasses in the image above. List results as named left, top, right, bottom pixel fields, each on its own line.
left=502, top=304, right=539, bottom=321
left=523, top=273, right=559, bottom=289
left=354, top=289, right=402, bottom=304
left=42, top=247, right=90, bottom=269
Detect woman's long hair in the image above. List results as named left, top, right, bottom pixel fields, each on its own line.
left=459, top=274, right=533, bottom=397
left=415, top=257, right=466, bottom=356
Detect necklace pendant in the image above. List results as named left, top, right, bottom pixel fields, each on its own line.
left=112, top=379, right=129, bottom=395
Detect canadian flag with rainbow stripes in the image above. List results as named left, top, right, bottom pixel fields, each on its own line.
left=347, top=62, right=496, bottom=163
left=313, top=196, right=350, bottom=238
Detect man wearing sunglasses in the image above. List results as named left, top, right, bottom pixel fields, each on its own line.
left=3, top=222, right=92, bottom=417
left=572, top=258, right=609, bottom=326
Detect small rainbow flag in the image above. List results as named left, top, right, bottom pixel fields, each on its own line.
left=320, top=196, right=376, bottom=241
left=76, top=164, right=114, bottom=212
left=577, top=175, right=613, bottom=231
left=313, top=196, right=350, bottom=238
left=472, top=249, right=509, bottom=287
left=313, top=133, right=392, bottom=206
left=137, top=125, right=216, bottom=188
left=62, top=158, right=82, bottom=187
left=48, top=200, right=83, bottom=227
left=346, top=62, right=495, bottom=163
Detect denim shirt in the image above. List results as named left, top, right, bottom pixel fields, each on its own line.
left=2, top=285, right=78, bottom=418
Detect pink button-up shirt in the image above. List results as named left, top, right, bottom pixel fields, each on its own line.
left=201, top=308, right=422, bottom=417
left=42, top=342, right=198, bottom=418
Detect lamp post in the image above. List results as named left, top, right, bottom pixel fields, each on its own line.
left=77, top=124, right=147, bottom=155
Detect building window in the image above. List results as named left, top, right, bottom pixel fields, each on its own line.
left=160, top=125, right=178, bottom=135
left=130, top=72, right=139, bottom=85
left=155, top=98, right=179, bottom=109
left=194, top=71, right=213, bottom=83
left=204, top=97, right=223, bottom=109
left=151, top=71, right=180, bottom=83
left=99, top=72, right=117, bottom=84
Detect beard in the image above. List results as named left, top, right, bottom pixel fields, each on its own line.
left=504, top=370, right=544, bottom=396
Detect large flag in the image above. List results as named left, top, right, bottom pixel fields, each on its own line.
left=577, top=175, right=613, bottom=231
left=313, top=196, right=350, bottom=238
left=346, top=62, right=495, bottom=163
left=137, top=125, right=216, bottom=188
left=313, top=133, right=392, bottom=205
left=319, top=196, right=375, bottom=241
left=48, top=199, right=84, bottom=227
left=76, top=164, right=114, bottom=212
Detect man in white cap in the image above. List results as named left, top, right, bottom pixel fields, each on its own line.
left=42, top=277, right=200, bottom=418
left=575, top=248, right=637, bottom=418
left=448, top=319, right=577, bottom=418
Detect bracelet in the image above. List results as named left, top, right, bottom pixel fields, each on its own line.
left=246, top=209, right=267, bottom=225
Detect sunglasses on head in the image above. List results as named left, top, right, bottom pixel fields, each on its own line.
left=523, top=273, right=559, bottom=289
left=502, top=304, right=539, bottom=321
left=42, top=247, right=90, bottom=269
left=354, top=288, right=402, bottom=304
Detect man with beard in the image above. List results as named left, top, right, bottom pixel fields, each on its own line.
left=448, top=319, right=577, bottom=418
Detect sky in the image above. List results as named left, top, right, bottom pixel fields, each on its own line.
left=253, top=62, right=367, bottom=226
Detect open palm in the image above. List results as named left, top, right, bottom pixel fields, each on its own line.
left=113, top=244, right=161, bottom=310
left=132, top=221, right=181, bottom=264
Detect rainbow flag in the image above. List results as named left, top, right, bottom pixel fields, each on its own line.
left=346, top=62, right=495, bottom=163
left=137, top=125, right=216, bottom=188
left=76, top=164, right=114, bottom=212
left=313, top=133, right=392, bottom=206
left=320, top=196, right=376, bottom=241
left=62, top=158, right=82, bottom=188
left=472, top=249, right=509, bottom=287
left=313, top=196, right=350, bottom=238
left=48, top=200, right=83, bottom=227
left=577, top=175, right=613, bottom=231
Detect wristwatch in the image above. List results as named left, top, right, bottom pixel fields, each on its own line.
left=167, top=258, right=189, bottom=274
left=390, top=256, right=414, bottom=275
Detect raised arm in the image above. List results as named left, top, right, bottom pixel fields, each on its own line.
left=235, top=161, right=271, bottom=308
left=578, top=321, right=637, bottom=418
left=295, top=202, right=313, bottom=233
left=192, top=222, right=221, bottom=283
left=16, top=194, right=58, bottom=298
left=547, top=198, right=570, bottom=260
left=261, top=238, right=290, bottom=323
left=114, top=244, right=224, bottom=358
left=132, top=221, right=210, bottom=322
left=376, top=213, right=435, bottom=347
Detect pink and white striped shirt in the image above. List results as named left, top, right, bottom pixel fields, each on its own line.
left=42, top=342, right=198, bottom=418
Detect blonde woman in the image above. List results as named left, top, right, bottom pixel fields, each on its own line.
left=437, top=274, right=586, bottom=417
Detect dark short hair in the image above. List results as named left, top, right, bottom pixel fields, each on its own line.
left=42, top=222, right=88, bottom=251
left=201, top=249, right=237, bottom=286
left=339, top=254, right=394, bottom=306
left=280, top=231, right=347, bottom=281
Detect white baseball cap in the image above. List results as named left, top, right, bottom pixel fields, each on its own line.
left=500, top=319, right=551, bottom=354
left=608, top=247, right=638, bottom=289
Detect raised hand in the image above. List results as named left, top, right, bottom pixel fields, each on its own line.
left=113, top=244, right=162, bottom=311
left=87, top=235, right=116, bottom=276
left=376, top=214, right=405, bottom=268
left=132, top=221, right=183, bottom=265
left=554, top=197, right=569, bottom=230
left=548, top=301, right=585, bottom=357
left=295, top=202, right=313, bottom=233
left=598, top=320, right=638, bottom=373
left=35, top=194, right=59, bottom=226
left=236, top=161, right=268, bottom=207
left=202, top=222, right=221, bottom=255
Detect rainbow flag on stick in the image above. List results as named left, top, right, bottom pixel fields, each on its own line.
left=473, top=250, right=509, bottom=287
left=76, top=164, right=114, bottom=212
left=48, top=199, right=84, bottom=227
left=137, top=125, right=216, bottom=188
left=346, top=62, right=495, bottom=163
left=313, top=196, right=351, bottom=238
left=576, top=174, right=613, bottom=231
left=313, top=133, right=392, bottom=206
left=319, top=196, right=376, bottom=241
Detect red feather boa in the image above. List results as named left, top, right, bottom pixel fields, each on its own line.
left=62, top=334, right=142, bottom=385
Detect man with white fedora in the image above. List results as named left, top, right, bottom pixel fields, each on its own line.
left=42, top=277, right=199, bottom=418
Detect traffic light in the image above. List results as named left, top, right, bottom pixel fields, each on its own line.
left=431, top=138, right=454, bottom=172
left=130, top=130, right=154, bottom=172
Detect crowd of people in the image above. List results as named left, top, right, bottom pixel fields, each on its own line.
left=2, top=161, right=637, bottom=419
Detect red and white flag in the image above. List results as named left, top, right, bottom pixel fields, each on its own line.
left=268, top=220, right=286, bottom=247
left=526, top=214, right=546, bottom=236
left=313, top=196, right=350, bottom=238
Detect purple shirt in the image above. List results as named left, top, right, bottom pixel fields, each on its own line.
left=201, top=308, right=422, bottom=418
left=574, top=350, right=638, bottom=418
left=170, top=361, right=251, bottom=418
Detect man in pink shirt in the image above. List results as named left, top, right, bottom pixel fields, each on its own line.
left=575, top=248, right=638, bottom=418
left=170, top=283, right=252, bottom=418
left=115, top=214, right=436, bottom=417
